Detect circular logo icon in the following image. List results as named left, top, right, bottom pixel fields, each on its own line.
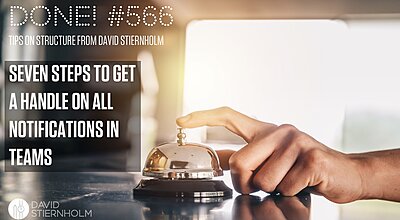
left=8, top=198, right=29, bottom=220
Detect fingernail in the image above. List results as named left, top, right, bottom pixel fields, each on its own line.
left=176, top=114, right=191, bottom=124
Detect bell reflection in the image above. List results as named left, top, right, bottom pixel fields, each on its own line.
left=233, top=194, right=311, bottom=220
left=136, top=196, right=225, bottom=220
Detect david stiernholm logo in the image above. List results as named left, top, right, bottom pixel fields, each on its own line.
left=8, top=198, right=93, bottom=219
left=8, top=198, right=29, bottom=220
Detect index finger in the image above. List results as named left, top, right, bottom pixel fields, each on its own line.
left=176, top=107, right=274, bottom=142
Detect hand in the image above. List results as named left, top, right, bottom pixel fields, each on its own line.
left=176, top=107, right=374, bottom=203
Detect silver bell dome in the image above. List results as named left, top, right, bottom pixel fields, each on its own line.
left=142, top=128, right=223, bottom=179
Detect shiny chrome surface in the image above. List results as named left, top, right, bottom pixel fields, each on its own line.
left=143, top=142, right=223, bottom=179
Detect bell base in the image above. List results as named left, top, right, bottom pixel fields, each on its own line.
left=133, top=179, right=232, bottom=199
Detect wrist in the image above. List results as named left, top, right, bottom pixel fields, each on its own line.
left=349, top=153, right=383, bottom=200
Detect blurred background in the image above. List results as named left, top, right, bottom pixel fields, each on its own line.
left=1, top=0, right=400, bottom=219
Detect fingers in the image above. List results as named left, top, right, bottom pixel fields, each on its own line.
left=276, top=148, right=329, bottom=196
left=229, top=124, right=299, bottom=193
left=231, top=169, right=258, bottom=194
left=276, top=160, right=311, bottom=196
left=253, top=139, right=299, bottom=192
left=176, top=107, right=274, bottom=142
left=216, top=150, right=235, bottom=170
left=231, top=124, right=298, bottom=173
